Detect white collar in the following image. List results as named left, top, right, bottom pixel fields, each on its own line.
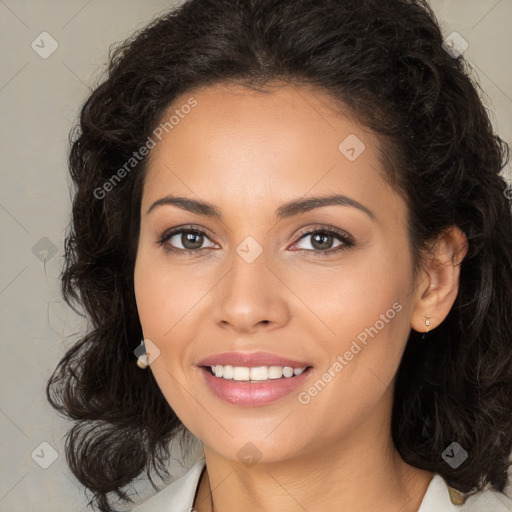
left=132, top=457, right=512, bottom=511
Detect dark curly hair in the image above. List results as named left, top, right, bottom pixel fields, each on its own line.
left=46, top=0, right=512, bottom=510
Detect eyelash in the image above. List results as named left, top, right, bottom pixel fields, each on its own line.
left=156, top=225, right=355, bottom=257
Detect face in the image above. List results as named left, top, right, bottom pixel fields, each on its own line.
left=134, top=83, right=418, bottom=464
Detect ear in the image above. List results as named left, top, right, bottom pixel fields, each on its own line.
left=410, top=226, right=468, bottom=333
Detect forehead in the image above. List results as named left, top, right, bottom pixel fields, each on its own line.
left=141, top=83, right=399, bottom=220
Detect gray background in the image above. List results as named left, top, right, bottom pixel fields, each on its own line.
left=1, top=1, right=511, bottom=511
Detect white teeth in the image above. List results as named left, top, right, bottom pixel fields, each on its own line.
left=282, top=366, right=294, bottom=378
left=268, top=366, right=284, bottom=379
left=250, top=366, right=268, bottom=380
left=222, top=365, right=234, bottom=379
left=233, top=367, right=250, bottom=381
left=209, top=364, right=308, bottom=381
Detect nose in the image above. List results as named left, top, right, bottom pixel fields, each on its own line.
left=214, top=248, right=290, bottom=334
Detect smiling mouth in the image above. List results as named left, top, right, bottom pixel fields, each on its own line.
left=201, top=364, right=314, bottom=382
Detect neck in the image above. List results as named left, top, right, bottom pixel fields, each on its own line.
left=193, top=405, right=434, bottom=512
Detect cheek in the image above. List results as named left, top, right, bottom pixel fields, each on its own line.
left=288, top=248, right=411, bottom=386
left=324, top=290, right=408, bottom=383
left=287, top=251, right=409, bottom=336
left=133, top=254, right=195, bottom=405
left=134, top=249, right=197, bottom=334
left=134, top=253, right=176, bottom=350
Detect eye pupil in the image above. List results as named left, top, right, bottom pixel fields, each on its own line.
left=311, top=233, right=333, bottom=250
left=183, top=232, right=203, bottom=250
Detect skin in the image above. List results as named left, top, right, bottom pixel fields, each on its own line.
left=133, top=82, right=468, bottom=512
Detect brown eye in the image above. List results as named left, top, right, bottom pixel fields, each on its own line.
left=176, top=231, right=205, bottom=250
left=157, top=227, right=217, bottom=254
left=293, top=227, right=354, bottom=255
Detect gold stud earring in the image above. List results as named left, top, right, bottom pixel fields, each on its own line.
left=421, top=315, right=431, bottom=340
left=136, top=339, right=149, bottom=369
left=137, top=353, right=149, bottom=369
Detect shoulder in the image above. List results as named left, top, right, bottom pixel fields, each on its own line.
left=461, top=485, right=512, bottom=512
left=131, top=458, right=206, bottom=512
left=418, top=473, right=512, bottom=512
left=131, top=465, right=512, bottom=511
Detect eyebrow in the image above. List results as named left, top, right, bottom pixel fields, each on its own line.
left=146, top=193, right=375, bottom=221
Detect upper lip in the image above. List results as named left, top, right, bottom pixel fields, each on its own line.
left=197, top=351, right=312, bottom=368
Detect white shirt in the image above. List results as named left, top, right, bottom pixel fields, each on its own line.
left=131, top=457, right=512, bottom=511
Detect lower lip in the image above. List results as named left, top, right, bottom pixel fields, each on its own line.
left=198, top=366, right=314, bottom=407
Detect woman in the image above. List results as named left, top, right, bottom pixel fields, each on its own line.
left=47, top=0, right=512, bottom=511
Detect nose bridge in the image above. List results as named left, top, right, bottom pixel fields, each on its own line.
left=215, top=237, right=287, bottom=331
